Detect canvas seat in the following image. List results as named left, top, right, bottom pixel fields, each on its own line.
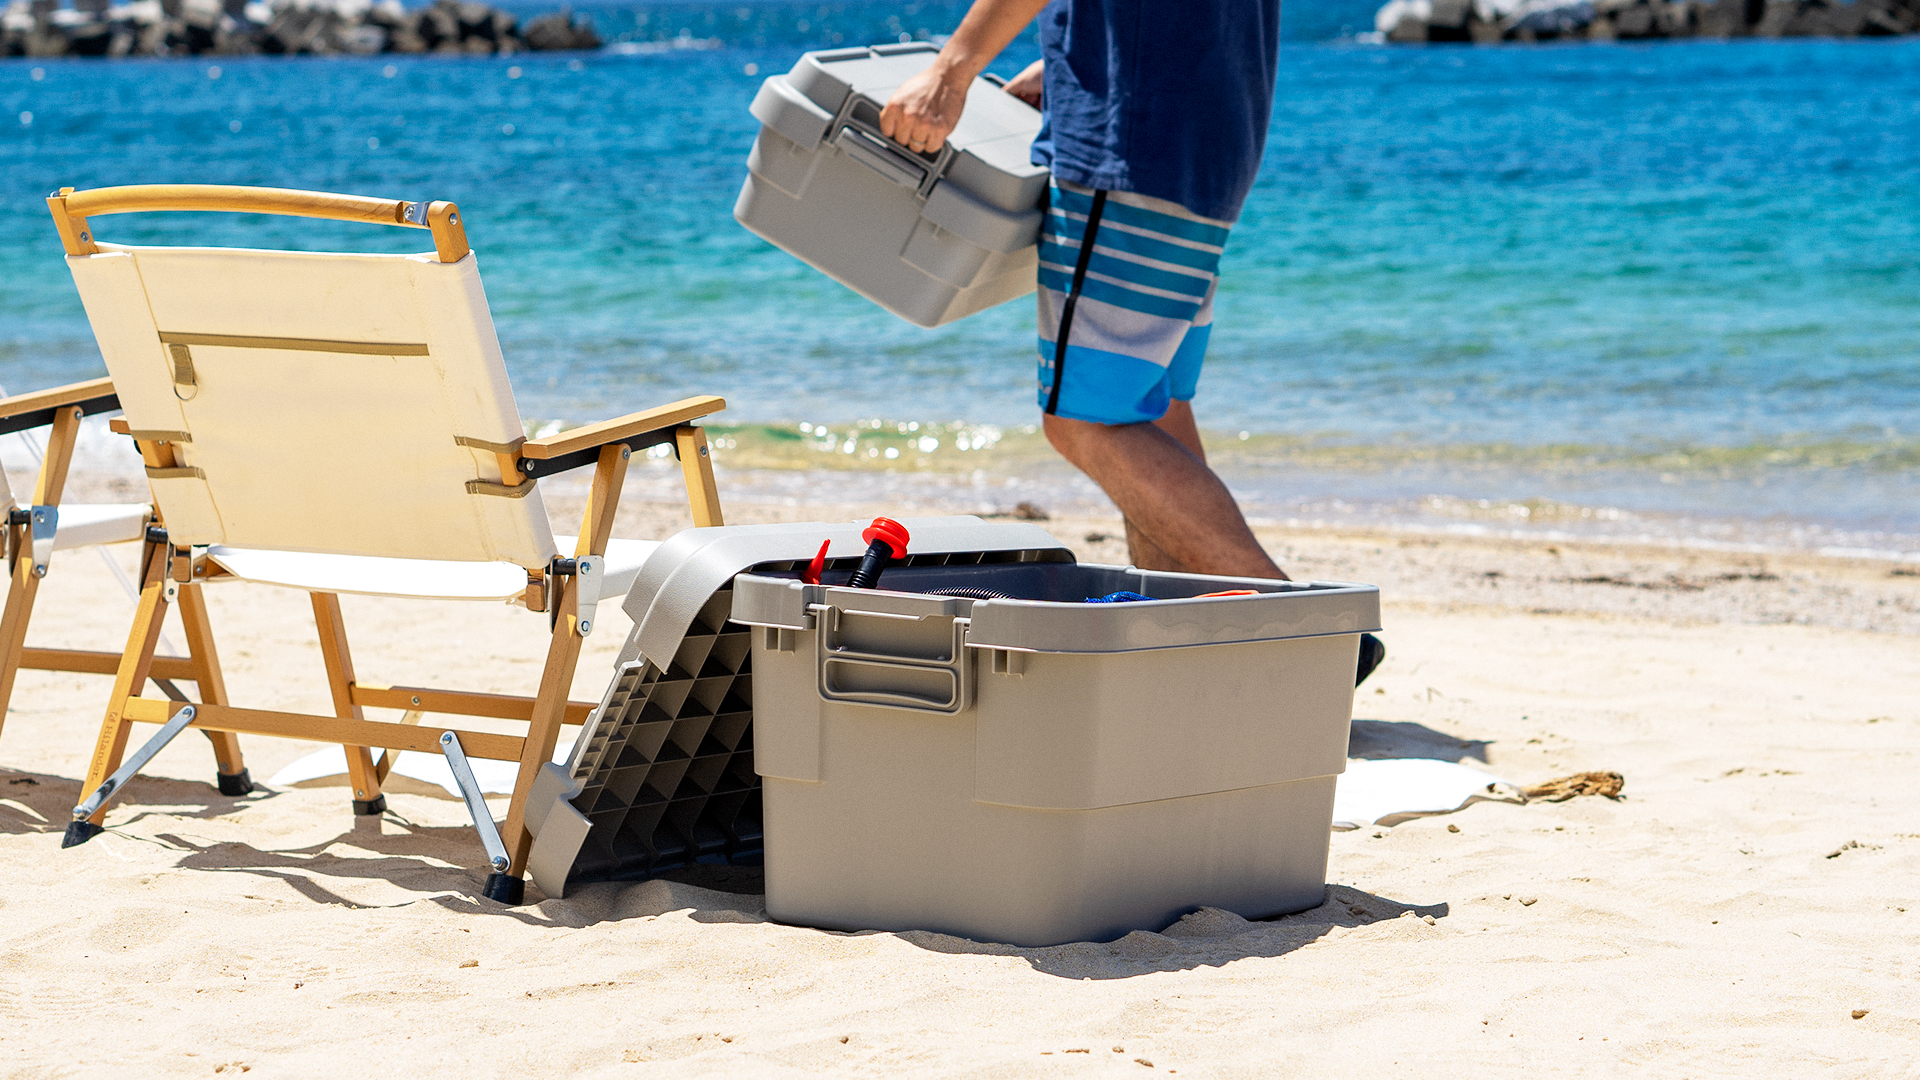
left=0, top=378, right=193, bottom=756
left=201, top=536, right=661, bottom=603
left=48, top=183, right=727, bottom=904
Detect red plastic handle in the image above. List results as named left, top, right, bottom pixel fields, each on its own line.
left=862, top=517, right=911, bottom=559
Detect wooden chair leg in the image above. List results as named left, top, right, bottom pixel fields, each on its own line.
left=499, top=579, right=585, bottom=899
left=675, top=424, right=725, bottom=528
left=499, top=442, right=628, bottom=900
left=175, top=581, right=252, bottom=796
left=0, top=550, right=44, bottom=741
left=0, top=404, right=83, bottom=741
left=311, top=592, right=384, bottom=816
left=74, top=541, right=172, bottom=839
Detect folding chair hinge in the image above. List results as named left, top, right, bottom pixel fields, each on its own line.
left=26, top=505, right=57, bottom=578
left=162, top=544, right=207, bottom=600
left=546, top=556, right=602, bottom=636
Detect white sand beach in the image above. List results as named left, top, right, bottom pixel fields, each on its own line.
left=2, top=469, right=1916, bottom=1077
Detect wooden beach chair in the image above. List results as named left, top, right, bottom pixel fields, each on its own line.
left=47, top=184, right=727, bottom=903
left=0, top=379, right=210, bottom=754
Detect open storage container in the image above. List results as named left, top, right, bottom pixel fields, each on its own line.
left=731, top=557, right=1381, bottom=947
left=524, top=518, right=1073, bottom=898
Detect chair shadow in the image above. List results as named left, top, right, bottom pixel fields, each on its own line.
left=154, top=818, right=516, bottom=908
left=0, top=767, right=281, bottom=836
left=1348, top=718, right=1492, bottom=763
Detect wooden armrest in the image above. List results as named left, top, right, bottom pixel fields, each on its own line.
left=0, top=377, right=119, bottom=437
left=0, top=377, right=115, bottom=419
left=521, top=395, right=727, bottom=460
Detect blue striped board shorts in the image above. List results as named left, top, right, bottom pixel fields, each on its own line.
left=1037, top=179, right=1231, bottom=426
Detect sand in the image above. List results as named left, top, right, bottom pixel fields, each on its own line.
left=1, top=466, right=1917, bottom=1077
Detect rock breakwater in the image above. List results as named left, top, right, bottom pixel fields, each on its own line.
left=3, top=0, right=600, bottom=58
left=1374, top=0, right=1919, bottom=43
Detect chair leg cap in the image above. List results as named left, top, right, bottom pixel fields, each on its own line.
left=483, top=872, right=525, bottom=905
left=216, top=769, right=254, bottom=797
left=352, top=795, right=388, bottom=816
left=62, top=820, right=104, bottom=848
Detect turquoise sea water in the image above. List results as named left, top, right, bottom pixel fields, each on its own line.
left=2, top=3, right=1916, bottom=554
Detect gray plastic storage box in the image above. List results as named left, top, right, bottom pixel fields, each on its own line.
left=735, top=42, right=1049, bottom=327
left=729, top=548, right=1382, bottom=947
left=521, top=518, right=1072, bottom=899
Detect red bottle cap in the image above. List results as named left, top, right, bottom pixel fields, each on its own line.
left=862, top=517, right=911, bottom=559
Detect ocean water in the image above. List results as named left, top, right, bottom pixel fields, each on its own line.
left=2, top=2, right=1916, bottom=556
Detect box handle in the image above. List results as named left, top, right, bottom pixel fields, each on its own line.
left=831, top=96, right=955, bottom=198
left=810, top=604, right=974, bottom=714
left=836, top=125, right=929, bottom=190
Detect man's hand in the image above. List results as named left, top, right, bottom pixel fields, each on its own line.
left=1004, top=59, right=1043, bottom=108
left=878, top=0, right=1052, bottom=153
left=880, top=62, right=973, bottom=155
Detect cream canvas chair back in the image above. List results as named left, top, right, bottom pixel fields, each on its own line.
left=59, top=192, right=557, bottom=569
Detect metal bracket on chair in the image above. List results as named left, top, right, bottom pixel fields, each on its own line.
left=27, top=505, right=56, bottom=578
left=66, top=704, right=196, bottom=844
left=574, top=555, right=601, bottom=636
left=545, top=556, right=602, bottom=636
left=439, top=730, right=510, bottom=875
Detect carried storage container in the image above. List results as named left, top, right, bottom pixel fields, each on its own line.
left=735, top=42, right=1049, bottom=327
left=730, top=555, right=1381, bottom=947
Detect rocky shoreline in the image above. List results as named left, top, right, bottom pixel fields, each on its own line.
left=2, top=0, right=600, bottom=58
left=1375, top=0, right=1920, bottom=43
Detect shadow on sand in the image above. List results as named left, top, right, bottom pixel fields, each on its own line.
left=0, top=766, right=282, bottom=837
left=491, top=868, right=1451, bottom=980
left=9, top=766, right=1453, bottom=979
left=1347, top=718, right=1492, bottom=763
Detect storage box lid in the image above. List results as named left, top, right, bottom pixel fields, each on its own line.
left=615, top=516, right=1071, bottom=672
left=731, top=569, right=1382, bottom=654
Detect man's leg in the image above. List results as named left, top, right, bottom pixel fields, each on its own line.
left=1128, top=401, right=1209, bottom=569
left=1044, top=400, right=1285, bottom=579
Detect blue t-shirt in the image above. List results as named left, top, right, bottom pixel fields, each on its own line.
left=1029, top=0, right=1282, bottom=223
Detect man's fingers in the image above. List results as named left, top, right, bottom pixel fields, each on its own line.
left=898, top=120, right=942, bottom=154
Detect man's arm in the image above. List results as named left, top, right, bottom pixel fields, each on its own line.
left=879, top=0, right=1051, bottom=154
